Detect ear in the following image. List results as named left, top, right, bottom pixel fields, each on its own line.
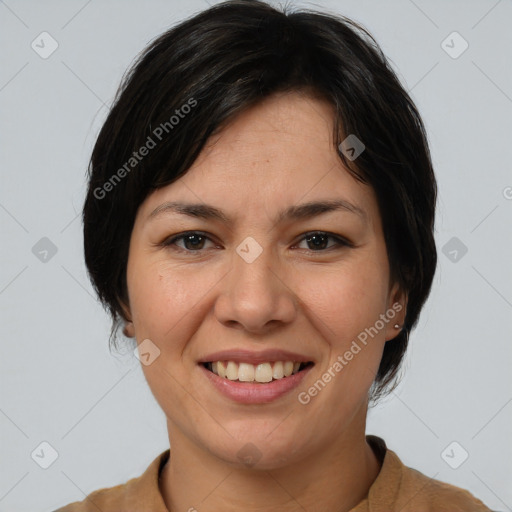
left=384, top=282, right=407, bottom=342
left=119, top=300, right=135, bottom=338
left=123, top=322, right=135, bottom=338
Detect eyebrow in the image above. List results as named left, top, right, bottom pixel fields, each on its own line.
left=148, top=198, right=367, bottom=224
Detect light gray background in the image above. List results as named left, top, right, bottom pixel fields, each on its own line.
left=1, top=0, right=511, bottom=511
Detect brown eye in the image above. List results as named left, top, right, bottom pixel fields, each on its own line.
left=161, top=230, right=352, bottom=255
left=295, top=232, right=351, bottom=252
left=163, top=231, right=215, bottom=252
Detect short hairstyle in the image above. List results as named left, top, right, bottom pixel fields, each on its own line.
left=82, top=0, right=437, bottom=404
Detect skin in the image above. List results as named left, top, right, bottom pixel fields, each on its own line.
left=123, top=91, right=407, bottom=512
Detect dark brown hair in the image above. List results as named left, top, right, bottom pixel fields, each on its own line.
left=82, top=0, right=437, bottom=404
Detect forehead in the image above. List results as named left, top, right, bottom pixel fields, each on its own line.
left=198, top=91, right=336, bottom=166
left=137, top=92, right=379, bottom=229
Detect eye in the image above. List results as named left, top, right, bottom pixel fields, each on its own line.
left=162, top=231, right=216, bottom=252
left=160, top=230, right=352, bottom=255
left=294, top=231, right=351, bottom=252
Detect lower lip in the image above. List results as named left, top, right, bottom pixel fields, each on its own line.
left=199, top=364, right=313, bottom=404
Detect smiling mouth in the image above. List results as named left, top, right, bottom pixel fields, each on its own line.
left=202, top=360, right=314, bottom=383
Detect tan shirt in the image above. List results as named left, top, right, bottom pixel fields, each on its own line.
left=54, top=435, right=492, bottom=511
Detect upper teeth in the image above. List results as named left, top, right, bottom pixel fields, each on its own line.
left=209, top=361, right=303, bottom=382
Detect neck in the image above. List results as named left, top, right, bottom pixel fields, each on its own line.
left=159, top=407, right=381, bottom=512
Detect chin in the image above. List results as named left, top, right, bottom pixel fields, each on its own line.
left=204, top=428, right=308, bottom=471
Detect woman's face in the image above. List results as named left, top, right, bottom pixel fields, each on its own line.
left=125, top=92, right=404, bottom=469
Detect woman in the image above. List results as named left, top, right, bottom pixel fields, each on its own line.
left=55, top=0, right=493, bottom=510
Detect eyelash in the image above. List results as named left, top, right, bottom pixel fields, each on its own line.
left=161, top=230, right=353, bottom=255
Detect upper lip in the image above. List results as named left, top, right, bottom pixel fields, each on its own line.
left=198, top=349, right=315, bottom=365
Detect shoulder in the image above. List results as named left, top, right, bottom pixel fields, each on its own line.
left=388, top=449, right=493, bottom=512
left=363, top=436, right=493, bottom=512
left=52, top=449, right=170, bottom=512
left=52, top=481, right=130, bottom=512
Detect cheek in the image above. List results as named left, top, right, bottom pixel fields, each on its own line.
left=301, top=257, right=389, bottom=341
left=128, top=259, right=211, bottom=413
left=301, top=253, right=390, bottom=401
left=128, top=242, right=390, bottom=344
left=127, top=257, right=217, bottom=346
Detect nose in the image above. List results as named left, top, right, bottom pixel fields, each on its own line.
left=213, top=241, right=298, bottom=334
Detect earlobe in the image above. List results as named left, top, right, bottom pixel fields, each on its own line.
left=385, top=283, right=407, bottom=341
left=119, top=300, right=135, bottom=338
left=384, top=320, right=403, bottom=342
left=123, top=321, right=135, bottom=338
